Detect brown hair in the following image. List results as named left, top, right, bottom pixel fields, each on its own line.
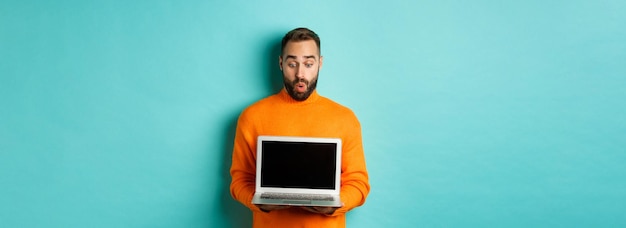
left=281, top=27, right=321, bottom=55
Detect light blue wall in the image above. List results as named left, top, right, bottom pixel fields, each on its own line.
left=1, top=1, right=625, bottom=227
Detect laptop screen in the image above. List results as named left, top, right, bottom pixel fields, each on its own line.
left=260, top=141, right=337, bottom=190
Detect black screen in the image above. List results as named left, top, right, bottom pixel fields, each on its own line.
left=260, top=141, right=337, bottom=189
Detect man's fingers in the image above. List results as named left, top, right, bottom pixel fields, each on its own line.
left=257, top=204, right=291, bottom=212
left=303, top=206, right=336, bottom=214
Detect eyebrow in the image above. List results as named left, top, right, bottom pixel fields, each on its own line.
left=285, top=55, right=317, bottom=60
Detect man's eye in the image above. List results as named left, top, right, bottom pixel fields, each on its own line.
left=305, top=64, right=313, bottom=67
left=288, top=64, right=296, bottom=68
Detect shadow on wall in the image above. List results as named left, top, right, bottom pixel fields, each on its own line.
left=218, top=115, right=251, bottom=228
left=217, top=34, right=283, bottom=227
left=265, top=36, right=284, bottom=94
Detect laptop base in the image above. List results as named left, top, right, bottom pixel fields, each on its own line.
left=252, top=194, right=342, bottom=207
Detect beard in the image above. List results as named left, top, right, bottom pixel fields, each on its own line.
left=283, top=74, right=318, bottom=101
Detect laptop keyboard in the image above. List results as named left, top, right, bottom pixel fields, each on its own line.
left=260, top=192, right=334, bottom=201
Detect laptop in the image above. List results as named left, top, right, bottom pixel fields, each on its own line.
left=251, top=135, right=342, bottom=207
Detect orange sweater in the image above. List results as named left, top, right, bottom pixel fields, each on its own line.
left=230, top=89, right=370, bottom=228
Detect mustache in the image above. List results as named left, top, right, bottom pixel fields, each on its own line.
left=293, top=78, right=309, bottom=85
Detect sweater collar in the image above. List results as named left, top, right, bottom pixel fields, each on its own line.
left=279, top=88, right=321, bottom=104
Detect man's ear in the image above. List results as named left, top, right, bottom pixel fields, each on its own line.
left=319, top=56, right=323, bottom=70
left=278, top=55, right=283, bottom=71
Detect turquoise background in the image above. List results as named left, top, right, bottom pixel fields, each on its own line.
left=1, top=0, right=625, bottom=227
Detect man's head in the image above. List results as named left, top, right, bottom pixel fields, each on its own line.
left=279, top=28, right=323, bottom=101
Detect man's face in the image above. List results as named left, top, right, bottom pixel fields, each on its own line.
left=279, top=40, right=323, bottom=101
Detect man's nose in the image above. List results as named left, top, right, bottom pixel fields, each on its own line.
left=295, top=65, right=305, bottom=79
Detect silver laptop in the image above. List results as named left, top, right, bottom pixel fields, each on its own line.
left=251, top=136, right=342, bottom=207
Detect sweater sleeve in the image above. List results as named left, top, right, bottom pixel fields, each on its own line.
left=331, top=114, right=370, bottom=216
left=229, top=112, right=264, bottom=213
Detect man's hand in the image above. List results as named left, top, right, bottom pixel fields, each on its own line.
left=301, top=206, right=338, bottom=215
left=256, top=204, right=291, bottom=212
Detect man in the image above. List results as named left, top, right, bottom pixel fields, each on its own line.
left=230, top=27, right=370, bottom=227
